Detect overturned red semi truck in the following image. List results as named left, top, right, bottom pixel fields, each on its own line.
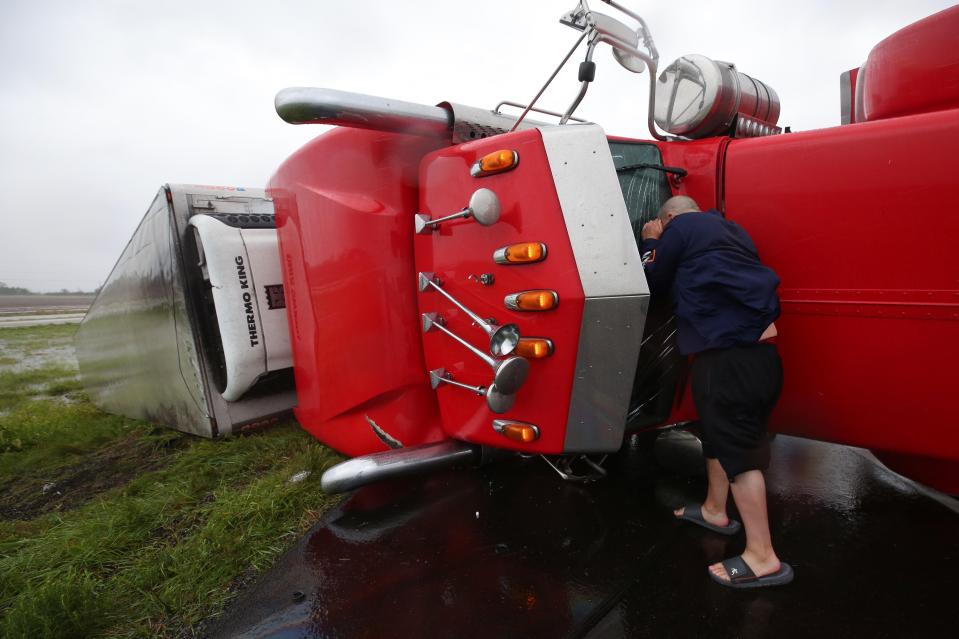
left=77, top=1, right=959, bottom=494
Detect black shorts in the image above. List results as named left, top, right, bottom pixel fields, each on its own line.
left=691, top=343, right=783, bottom=481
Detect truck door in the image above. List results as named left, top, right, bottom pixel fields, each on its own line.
left=606, top=140, right=685, bottom=431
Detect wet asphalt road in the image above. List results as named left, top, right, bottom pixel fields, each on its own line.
left=210, top=433, right=958, bottom=638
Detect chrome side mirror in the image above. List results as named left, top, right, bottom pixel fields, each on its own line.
left=553, top=0, right=666, bottom=139
left=415, top=188, right=501, bottom=234
left=591, top=12, right=645, bottom=74
left=561, top=2, right=649, bottom=74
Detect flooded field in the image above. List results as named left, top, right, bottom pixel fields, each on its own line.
left=0, top=294, right=95, bottom=312
left=0, top=295, right=93, bottom=329
left=0, top=325, right=79, bottom=374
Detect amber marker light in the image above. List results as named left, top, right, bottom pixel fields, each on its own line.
left=504, top=290, right=559, bottom=311
left=493, top=242, right=547, bottom=265
left=515, top=337, right=554, bottom=359
left=493, top=419, right=540, bottom=443
left=471, top=149, right=519, bottom=177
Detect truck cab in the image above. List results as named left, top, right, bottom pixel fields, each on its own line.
left=268, top=2, right=959, bottom=494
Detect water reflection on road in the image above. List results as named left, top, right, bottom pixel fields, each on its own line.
left=212, top=433, right=959, bottom=639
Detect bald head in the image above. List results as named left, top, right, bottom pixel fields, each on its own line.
left=658, top=195, right=701, bottom=223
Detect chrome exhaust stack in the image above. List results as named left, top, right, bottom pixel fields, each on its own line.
left=274, top=88, right=547, bottom=143
left=321, top=440, right=481, bottom=494
left=275, top=87, right=452, bottom=136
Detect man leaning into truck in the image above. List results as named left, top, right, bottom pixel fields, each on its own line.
left=640, top=195, right=793, bottom=588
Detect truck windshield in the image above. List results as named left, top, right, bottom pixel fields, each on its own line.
left=607, top=140, right=672, bottom=246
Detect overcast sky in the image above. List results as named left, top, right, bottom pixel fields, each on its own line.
left=0, top=0, right=954, bottom=291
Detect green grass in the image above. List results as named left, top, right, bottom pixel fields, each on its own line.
left=0, top=325, right=344, bottom=637
left=0, top=322, right=78, bottom=350
left=0, top=365, right=80, bottom=414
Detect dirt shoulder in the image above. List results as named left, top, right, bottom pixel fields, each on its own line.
left=0, top=432, right=181, bottom=520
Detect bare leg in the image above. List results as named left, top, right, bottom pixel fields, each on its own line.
left=709, top=470, right=781, bottom=580
left=674, top=458, right=731, bottom=527
left=703, top=458, right=730, bottom=517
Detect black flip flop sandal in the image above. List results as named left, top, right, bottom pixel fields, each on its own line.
left=676, top=503, right=741, bottom=536
left=709, top=556, right=794, bottom=589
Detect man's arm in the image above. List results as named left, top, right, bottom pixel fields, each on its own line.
left=640, top=219, right=683, bottom=296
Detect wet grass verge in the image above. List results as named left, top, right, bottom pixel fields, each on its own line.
left=0, top=325, right=344, bottom=637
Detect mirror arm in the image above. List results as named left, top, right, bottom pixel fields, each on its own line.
left=511, top=30, right=589, bottom=132
left=426, top=207, right=471, bottom=227
left=599, top=0, right=659, bottom=63
left=560, top=39, right=598, bottom=125
left=576, top=0, right=592, bottom=21
left=644, top=59, right=667, bottom=141
left=592, top=33, right=668, bottom=140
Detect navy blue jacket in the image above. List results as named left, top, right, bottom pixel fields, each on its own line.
left=641, top=210, right=780, bottom=355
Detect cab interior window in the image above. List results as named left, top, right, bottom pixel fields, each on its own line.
left=607, top=140, right=682, bottom=430
left=607, top=141, right=672, bottom=247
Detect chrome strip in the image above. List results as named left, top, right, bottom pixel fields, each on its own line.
left=438, top=102, right=546, bottom=144
left=854, top=65, right=867, bottom=123
left=539, top=124, right=649, bottom=453
left=565, top=295, right=646, bottom=452
left=840, top=70, right=854, bottom=125
left=540, top=124, right=646, bottom=297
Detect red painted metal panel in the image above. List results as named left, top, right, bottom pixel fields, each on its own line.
left=658, top=137, right=727, bottom=212
left=861, top=5, right=959, bottom=122
left=723, top=108, right=959, bottom=488
left=269, top=127, right=447, bottom=456
left=872, top=451, right=959, bottom=495
left=415, top=129, right=585, bottom=454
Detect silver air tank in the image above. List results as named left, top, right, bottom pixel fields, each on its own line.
left=654, top=54, right=781, bottom=138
